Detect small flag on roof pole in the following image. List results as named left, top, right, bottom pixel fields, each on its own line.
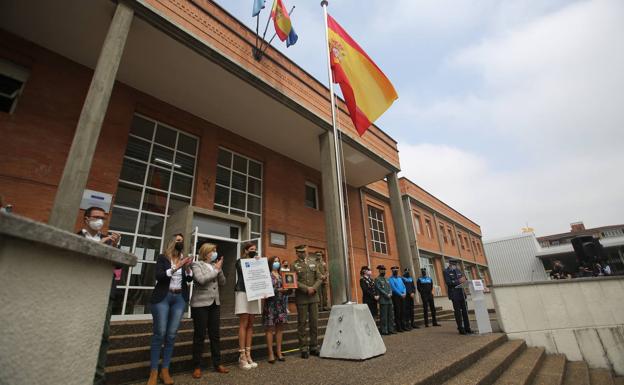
left=326, top=14, right=398, bottom=136
left=252, top=0, right=266, bottom=17
left=271, top=0, right=298, bottom=47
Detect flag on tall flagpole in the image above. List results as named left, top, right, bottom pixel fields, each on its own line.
left=326, top=14, right=398, bottom=136
left=252, top=0, right=266, bottom=17
left=271, top=0, right=298, bottom=46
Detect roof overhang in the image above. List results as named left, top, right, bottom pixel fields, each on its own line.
left=0, top=0, right=396, bottom=187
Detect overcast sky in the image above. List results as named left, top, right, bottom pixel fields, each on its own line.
left=214, top=0, right=624, bottom=239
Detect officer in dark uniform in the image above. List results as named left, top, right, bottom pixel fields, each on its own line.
left=293, top=245, right=323, bottom=358
left=402, top=269, right=419, bottom=329
left=444, top=259, right=472, bottom=334
left=417, top=268, right=441, bottom=327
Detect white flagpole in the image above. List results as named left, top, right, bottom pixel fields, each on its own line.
left=321, top=0, right=352, bottom=303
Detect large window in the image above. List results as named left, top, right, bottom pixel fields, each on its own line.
left=214, top=148, right=263, bottom=239
left=0, top=58, right=28, bottom=113
left=419, top=256, right=438, bottom=287
left=109, top=114, right=198, bottom=317
left=368, top=206, right=388, bottom=254
left=305, top=182, right=319, bottom=210
left=440, top=223, right=448, bottom=243
left=414, top=214, right=422, bottom=234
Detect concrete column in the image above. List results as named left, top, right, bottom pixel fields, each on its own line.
left=402, top=195, right=421, bottom=272
left=319, top=132, right=348, bottom=305
left=387, top=172, right=416, bottom=278
left=49, top=2, right=134, bottom=230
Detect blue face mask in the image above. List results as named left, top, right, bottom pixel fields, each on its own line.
left=210, top=251, right=218, bottom=262
left=272, top=262, right=281, bottom=271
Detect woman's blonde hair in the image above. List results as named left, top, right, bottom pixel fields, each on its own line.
left=198, top=243, right=217, bottom=262
left=164, top=235, right=183, bottom=260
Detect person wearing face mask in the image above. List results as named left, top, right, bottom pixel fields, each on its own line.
left=417, top=268, right=441, bottom=327
left=360, top=266, right=378, bottom=318
left=388, top=266, right=408, bottom=332
left=374, top=265, right=394, bottom=335
left=262, top=256, right=291, bottom=363
left=77, top=206, right=120, bottom=385
left=147, top=234, right=193, bottom=385
left=293, top=244, right=323, bottom=358
left=190, top=243, right=228, bottom=378
left=402, top=269, right=419, bottom=330
left=235, top=242, right=262, bottom=369
left=444, top=259, right=472, bottom=335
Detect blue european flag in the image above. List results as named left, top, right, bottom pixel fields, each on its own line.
left=252, top=0, right=266, bottom=17
left=286, top=26, right=298, bottom=48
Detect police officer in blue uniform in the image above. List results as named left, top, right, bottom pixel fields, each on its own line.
left=417, top=268, right=441, bottom=327
left=443, top=259, right=472, bottom=334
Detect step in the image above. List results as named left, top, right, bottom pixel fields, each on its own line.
left=589, top=368, right=614, bottom=385
left=441, top=339, right=526, bottom=385
left=493, top=347, right=545, bottom=385
left=106, top=335, right=323, bottom=384
left=564, top=361, right=590, bottom=385
left=107, top=324, right=327, bottom=367
left=614, top=377, right=624, bottom=385
left=531, top=354, right=567, bottom=385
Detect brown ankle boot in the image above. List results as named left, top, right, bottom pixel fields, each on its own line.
left=160, top=368, right=174, bottom=385
left=146, top=369, right=158, bottom=385
left=192, top=368, right=202, bottom=378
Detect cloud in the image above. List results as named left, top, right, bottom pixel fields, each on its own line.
left=397, top=0, right=624, bottom=237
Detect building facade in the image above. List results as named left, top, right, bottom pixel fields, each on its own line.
left=0, top=0, right=488, bottom=320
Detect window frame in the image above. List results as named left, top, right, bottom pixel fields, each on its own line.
left=368, top=205, right=388, bottom=255
left=304, top=181, right=319, bottom=210
left=0, top=58, right=29, bottom=114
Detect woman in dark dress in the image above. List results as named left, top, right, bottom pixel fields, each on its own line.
left=359, top=266, right=378, bottom=318
left=262, top=256, right=290, bottom=363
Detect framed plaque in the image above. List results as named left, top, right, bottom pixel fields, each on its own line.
left=281, top=271, right=298, bottom=289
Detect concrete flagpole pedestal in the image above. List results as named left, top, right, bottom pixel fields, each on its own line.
left=320, top=304, right=386, bottom=360
left=0, top=213, right=136, bottom=385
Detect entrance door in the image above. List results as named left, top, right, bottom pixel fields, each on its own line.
left=193, top=236, right=239, bottom=315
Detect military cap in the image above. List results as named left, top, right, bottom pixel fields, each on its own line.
left=376, top=264, right=386, bottom=270
left=315, top=251, right=324, bottom=256
left=390, top=265, right=400, bottom=270
left=295, top=245, right=307, bottom=252
left=447, top=258, right=459, bottom=265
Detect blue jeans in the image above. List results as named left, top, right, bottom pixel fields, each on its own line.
left=150, top=292, right=187, bottom=369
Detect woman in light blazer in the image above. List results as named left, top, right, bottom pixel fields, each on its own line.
left=190, top=243, right=229, bottom=378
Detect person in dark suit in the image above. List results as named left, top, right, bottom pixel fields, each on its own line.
left=360, top=266, right=378, bottom=318
left=77, top=206, right=120, bottom=385
left=417, top=268, right=440, bottom=327
left=444, top=259, right=472, bottom=335
left=147, top=234, right=193, bottom=385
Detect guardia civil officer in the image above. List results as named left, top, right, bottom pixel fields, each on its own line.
left=374, top=265, right=394, bottom=335
left=417, top=268, right=440, bottom=327
left=443, top=259, right=472, bottom=334
left=293, top=245, right=323, bottom=358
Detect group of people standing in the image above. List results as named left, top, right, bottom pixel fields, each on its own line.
left=144, top=239, right=328, bottom=384
left=360, top=265, right=441, bottom=335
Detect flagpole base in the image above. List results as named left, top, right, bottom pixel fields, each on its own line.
left=252, top=46, right=263, bottom=61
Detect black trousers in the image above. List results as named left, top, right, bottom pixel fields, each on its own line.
left=364, top=297, right=378, bottom=318
left=391, top=294, right=405, bottom=331
left=450, top=290, right=471, bottom=332
left=191, top=302, right=221, bottom=369
left=421, top=294, right=437, bottom=325
left=404, top=295, right=415, bottom=326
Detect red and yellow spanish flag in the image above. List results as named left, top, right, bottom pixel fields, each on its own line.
left=271, top=0, right=292, bottom=42
left=327, top=15, right=398, bottom=136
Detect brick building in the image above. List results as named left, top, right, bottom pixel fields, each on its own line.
left=0, top=0, right=489, bottom=320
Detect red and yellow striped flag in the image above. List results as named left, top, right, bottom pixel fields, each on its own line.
left=327, top=15, right=398, bottom=136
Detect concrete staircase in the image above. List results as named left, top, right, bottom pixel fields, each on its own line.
left=106, top=305, right=456, bottom=384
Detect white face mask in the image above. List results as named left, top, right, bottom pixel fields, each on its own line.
left=89, top=219, right=104, bottom=231
left=210, top=251, right=218, bottom=262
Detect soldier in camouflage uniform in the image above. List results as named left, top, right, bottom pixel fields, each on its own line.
left=314, top=251, right=330, bottom=311
left=293, top=245, right=323, bottom=358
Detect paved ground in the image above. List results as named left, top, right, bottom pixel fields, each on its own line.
left=130, top=321, right=503, bottom=385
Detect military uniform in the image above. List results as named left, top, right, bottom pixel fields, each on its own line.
left=374, top=265, right=394, bottom=335
left=314, top=251, right=330, bottom=311
left=293, top=245, right=323, bottom=357
left=417, top=268, right=440, bottom=327
left=443, top=260, right=472, bottom=334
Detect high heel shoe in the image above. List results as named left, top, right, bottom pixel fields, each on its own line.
left=277, top=354, right=286, bottom=362
left=238, top=349, right=252, bottom=370
left=245, top=347, right=258, bottom=368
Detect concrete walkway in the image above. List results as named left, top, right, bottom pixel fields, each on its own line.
left=130, top=323, right=503, bottom=385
